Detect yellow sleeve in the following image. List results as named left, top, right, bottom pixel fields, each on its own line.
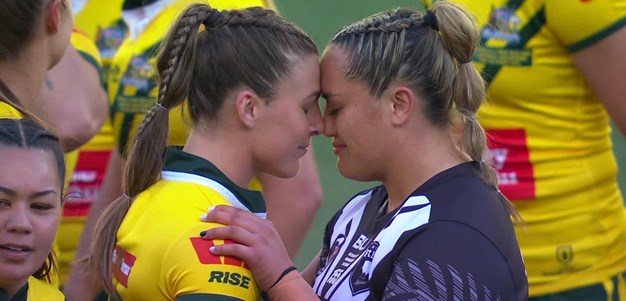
left=546, top=0, right=626, bottom=52
left=162, top=224, right=263, bottom=301
left=71, top=29, right=104, bottom=82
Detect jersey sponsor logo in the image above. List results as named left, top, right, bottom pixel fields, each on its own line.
left=474, top=6, right=533, bottom=66
left=208, top=271, right=251, bottom=289
left=486, top=129, right=536, bottom=201
left=556, top=245, right=574, bottom=264
left=95, top=21, right=128, bottom=60
left=190, top=237, right=248, bottom=268
left=114, top=54, right=159, bottom=114
left=112, top=246, right=136, bottom=288
left=65, top=150, right=111, bottom=217
left=350, top=241, right=380, bottom=295
left=482, top=7, right=522, bottom=45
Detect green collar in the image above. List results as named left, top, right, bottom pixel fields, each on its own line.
left=162, top=148, right=266, bottom=213
left=0, top=283, right=28, bottom=301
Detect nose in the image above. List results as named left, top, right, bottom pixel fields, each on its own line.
left=308, top=108, right=325, bottom=136
left=6, top=204, right=33, bottom=234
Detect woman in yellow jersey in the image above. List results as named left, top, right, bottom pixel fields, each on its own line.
left=87, top=2, right=323, bottom=300
left=0, top=118, right=67, bottom=301
left=418, top=0, right=626, bottom=299
left=66, top=0, right=323, bottom=300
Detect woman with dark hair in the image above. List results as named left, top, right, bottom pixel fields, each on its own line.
left=0, top=118, right=66, bottom=300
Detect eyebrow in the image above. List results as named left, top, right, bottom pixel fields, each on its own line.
left=304, top=91, right=321, bottom=101
left=0, top=186, right=57, bottom=199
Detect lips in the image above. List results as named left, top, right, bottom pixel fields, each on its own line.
left=0, top=244, right=33, bottom=261
left=331, top=142, right=346, bottom=155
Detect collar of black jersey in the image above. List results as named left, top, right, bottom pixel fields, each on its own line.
left=122, top=0, right=159, bottom=10
left=163, top=147, right=266, bottom=213
left=0, top=282, right=28, bottom=301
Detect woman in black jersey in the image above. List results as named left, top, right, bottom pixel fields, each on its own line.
left=200, top=1, right=529, bottom=300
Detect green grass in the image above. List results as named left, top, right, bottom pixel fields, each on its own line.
left=273, top=0, right=626, bottom=268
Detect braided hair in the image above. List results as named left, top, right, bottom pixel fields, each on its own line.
left=329, top=1, right=519, bottom=220
left=89, top=3, right=318, bottom=297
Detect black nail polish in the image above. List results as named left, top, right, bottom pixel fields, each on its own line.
left=200, top=230, right=207, bottom=237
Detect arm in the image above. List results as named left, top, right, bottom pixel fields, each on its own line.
left=31, top=45, right=107, bottom=151
left=571, top=26, right=626, bottom=136
left=63, top=151, right=124, bottom=301
left=259, top=148, right=323, bottom=259
left=301, top=250, right=321, bottom=285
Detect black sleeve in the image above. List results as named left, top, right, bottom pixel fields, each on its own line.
left=380, top=222, right=523, bottom=301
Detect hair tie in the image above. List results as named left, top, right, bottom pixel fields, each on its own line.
left=423, top=10, right=439, bottom=32
left=156, top=103, right=168, bottom=111
left=203, top=9, right=224, bottom=28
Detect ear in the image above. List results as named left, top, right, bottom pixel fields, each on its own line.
left=389, top=86, right=415, bottom=126
left=234, top=90, right=261, bottom=128
left=45, top=0, right=62, bottom=33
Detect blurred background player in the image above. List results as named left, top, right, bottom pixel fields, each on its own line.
left=423, top=0, right=626, bottom=299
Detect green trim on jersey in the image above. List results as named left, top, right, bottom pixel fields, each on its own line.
left=77, top=50, right=104, bottom=85
left=481, top=6, right=546, bottom=88
left=568, top=16, right=626, bottom=53
left=177, top=293, right=245, bottom=301
left=163, top=148, right=266, bottom=213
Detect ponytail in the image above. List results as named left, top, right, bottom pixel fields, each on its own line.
left=434, top=2, right=521, bottom=222
left=88, top=4, right=215, bottom=298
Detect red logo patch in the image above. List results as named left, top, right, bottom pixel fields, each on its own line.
left=190, top=238, right=248, bottom=269
left=486, top=129, right=536, bottom=201
left=112, top=246, right=136, bottom=288
left=65, top=150, right=112, bottom=217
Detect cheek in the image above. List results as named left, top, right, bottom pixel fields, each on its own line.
left=34, top=214, right=60, bottom=248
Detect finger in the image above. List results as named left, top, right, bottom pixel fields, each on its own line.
left=200, top=225, right=256, bottom=247
left=201, top=206, right=263, bottom=233
left=208, top=240, right=254, bottom=263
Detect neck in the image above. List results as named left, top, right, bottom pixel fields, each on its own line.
left=183, top=124, right=255, bottom=188
left=0, top=279, right=27, bottom=300
left=382, top=127, right=468, bottom=213
left=0, top=50, right=48, bottom=106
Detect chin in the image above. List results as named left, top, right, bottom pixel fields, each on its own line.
left=0, top=265, right=34, bottom=283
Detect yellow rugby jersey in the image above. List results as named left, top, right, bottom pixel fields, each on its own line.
left=114, top=148, right=266, bottom=300
left=55, top=29, right=106, bottom=285
left=0, top=277, right=65, bottom=301
left=426, top=0, right=626, bottom=296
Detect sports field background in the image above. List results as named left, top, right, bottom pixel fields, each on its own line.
left=273, top=0, right=626, bottom=268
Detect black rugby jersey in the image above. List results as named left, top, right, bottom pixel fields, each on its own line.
left=313, top=162, right=528, bottom=301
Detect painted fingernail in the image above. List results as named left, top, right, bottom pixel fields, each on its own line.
left=200, top=213, right=208, bottom=220
left=209, top=246, right=216, bottom=253
left=200, top=230, right=207, bottom=237
left=208, top=206, right=215, bottom=212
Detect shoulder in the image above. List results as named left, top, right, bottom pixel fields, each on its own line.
left=27, top=277, right=65, bottom=301
left=161, top=223, right=262, bottom=300
left=378, top=221, right=527, bottom=300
